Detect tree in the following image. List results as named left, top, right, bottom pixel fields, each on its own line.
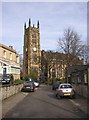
left=58, top=27, right=83, bottom=67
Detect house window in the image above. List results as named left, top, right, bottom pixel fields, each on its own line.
left=10, top=53, right=12, bottom=60
left=16, top=56, right=19, bottom=63
left=84, top=73, right=88, bottom=85
left=3, top=50, right=6, bottom=59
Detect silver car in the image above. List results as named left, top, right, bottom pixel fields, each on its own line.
left=55, top=83, right=75, bottom=99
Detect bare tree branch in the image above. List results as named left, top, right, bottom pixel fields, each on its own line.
left=57, top=27, right=83, bottom=66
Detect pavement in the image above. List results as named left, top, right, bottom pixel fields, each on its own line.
left=69, top=94, right=88, bottom=116
left=2, top=91, right=29, bottom=118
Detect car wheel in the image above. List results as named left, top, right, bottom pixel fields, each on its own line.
left=71, top=95, right=75, bottom=99
left=60, top=96, right=63, bottom=98
left=21, top=89, right=23, bottom=92
left=56, top=94, right=58, bottom=97
left=32, top=89, right=34, bottom=92
left=56, top=94, right=60, bottom=99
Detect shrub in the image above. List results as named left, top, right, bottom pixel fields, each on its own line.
left=14, top=79, right=24, bottom=84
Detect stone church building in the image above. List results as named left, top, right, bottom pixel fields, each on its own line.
left=23, top=19, right=83, bottom=82
left=23, top=19, right=41, bottom=79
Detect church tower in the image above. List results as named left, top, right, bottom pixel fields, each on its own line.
left=23, top=19, right=41, bottom=80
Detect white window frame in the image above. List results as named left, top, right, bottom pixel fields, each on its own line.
left=3, top=51, right=6, bottom=59
left=16, top=56, right=19, bottom=63
left=10, top=53, right=12, bottom=60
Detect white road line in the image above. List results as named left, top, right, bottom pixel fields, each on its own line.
left=69, top=99, right=80, bottom=107
left=22, top=92, right=29, bottom=96
left=35, top=88, right=38, bottom=90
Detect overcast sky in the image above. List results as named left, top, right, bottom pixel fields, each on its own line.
left=1, top=2, right=87, bottom=54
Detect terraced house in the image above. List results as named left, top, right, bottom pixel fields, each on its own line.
left=0, top=43, right=20, bottom=80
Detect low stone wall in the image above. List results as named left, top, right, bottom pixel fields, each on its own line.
left=1, top=84, right=23, bottom=100
left=73, top=84, right=88, bottom=98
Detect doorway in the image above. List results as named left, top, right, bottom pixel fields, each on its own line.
left=3, top=68, right=7, bottom=75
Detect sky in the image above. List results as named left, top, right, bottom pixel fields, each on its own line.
left=0, top=1, right=87, bottom=54
left=87, top=1, right=89, bottom=46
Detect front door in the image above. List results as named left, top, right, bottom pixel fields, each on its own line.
left=3, top=68, right=6, bottom=75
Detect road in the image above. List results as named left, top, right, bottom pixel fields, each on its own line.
left=2, top=84, right=88, bottom=119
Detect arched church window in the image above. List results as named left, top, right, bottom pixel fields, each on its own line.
left=33, top=54, right=37, bottom=63
left=32, top=34, right=36, bottom=43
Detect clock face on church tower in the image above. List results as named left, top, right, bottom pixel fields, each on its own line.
left=33, top=47, right=37, bottom=52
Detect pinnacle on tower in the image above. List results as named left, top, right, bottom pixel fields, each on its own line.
left=24, top=22, right=26, bottom=30
left=33, top=24, right=34, bottom=28
left=29, top=18, right=31, bottom=27
left=37, top=20, right=39, bottom=28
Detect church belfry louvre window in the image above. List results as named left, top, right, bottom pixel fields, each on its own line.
left=32, top=34, right=36, bottom=43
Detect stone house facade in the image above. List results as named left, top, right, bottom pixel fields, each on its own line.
left=0, top=43, right=20, bottom=80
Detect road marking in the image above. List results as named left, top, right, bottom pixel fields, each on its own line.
left=22, top=92, right=29, bottom=96
left=69, top=99, right=80, bottom=107
left=35, top=88, right=38, bottom=90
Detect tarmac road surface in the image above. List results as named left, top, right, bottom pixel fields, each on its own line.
left=2, top=84, right=88, bottom=118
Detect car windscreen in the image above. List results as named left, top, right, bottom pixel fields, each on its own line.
left=2, top=75, right=10, bottom=78
left=60, top=85, right=72, bottom=88
left=24, top=82, right=33, bottom=85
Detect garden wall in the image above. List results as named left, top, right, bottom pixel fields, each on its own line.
left=1, top=84, right=23, bottom=100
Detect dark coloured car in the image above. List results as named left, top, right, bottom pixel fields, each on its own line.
left=55, top=83, right=76, bottom=99
left=21, top=81, right=35, bottom=92
left=52, top=82, right=60, bottom=90
left=0, top=74, right=14, bottom=84
left=28, top=78, right=40, bottom=87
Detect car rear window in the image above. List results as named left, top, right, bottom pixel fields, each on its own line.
left=60, top=85, right=72, bottom=88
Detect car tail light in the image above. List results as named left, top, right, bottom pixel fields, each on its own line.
left=71, top=89, right=75, bottom=92
left=59, top=90, right=63, bottom=92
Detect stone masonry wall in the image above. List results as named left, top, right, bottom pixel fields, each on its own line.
left=1, top=84, right=23, bottom=100
left=73, top=84, right=87, bottom=98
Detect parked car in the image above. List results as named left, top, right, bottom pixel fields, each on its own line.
left=0, top=74, right=14, bottom=84
left=55, top=83, right=76, bottom=99
left=52, top=82, right=60, bottom=90
left=21, top=81, right=35, bottom=92
left=33, top=80, right=40, bottom=87
left=28, top=78, right=40, bottom=87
